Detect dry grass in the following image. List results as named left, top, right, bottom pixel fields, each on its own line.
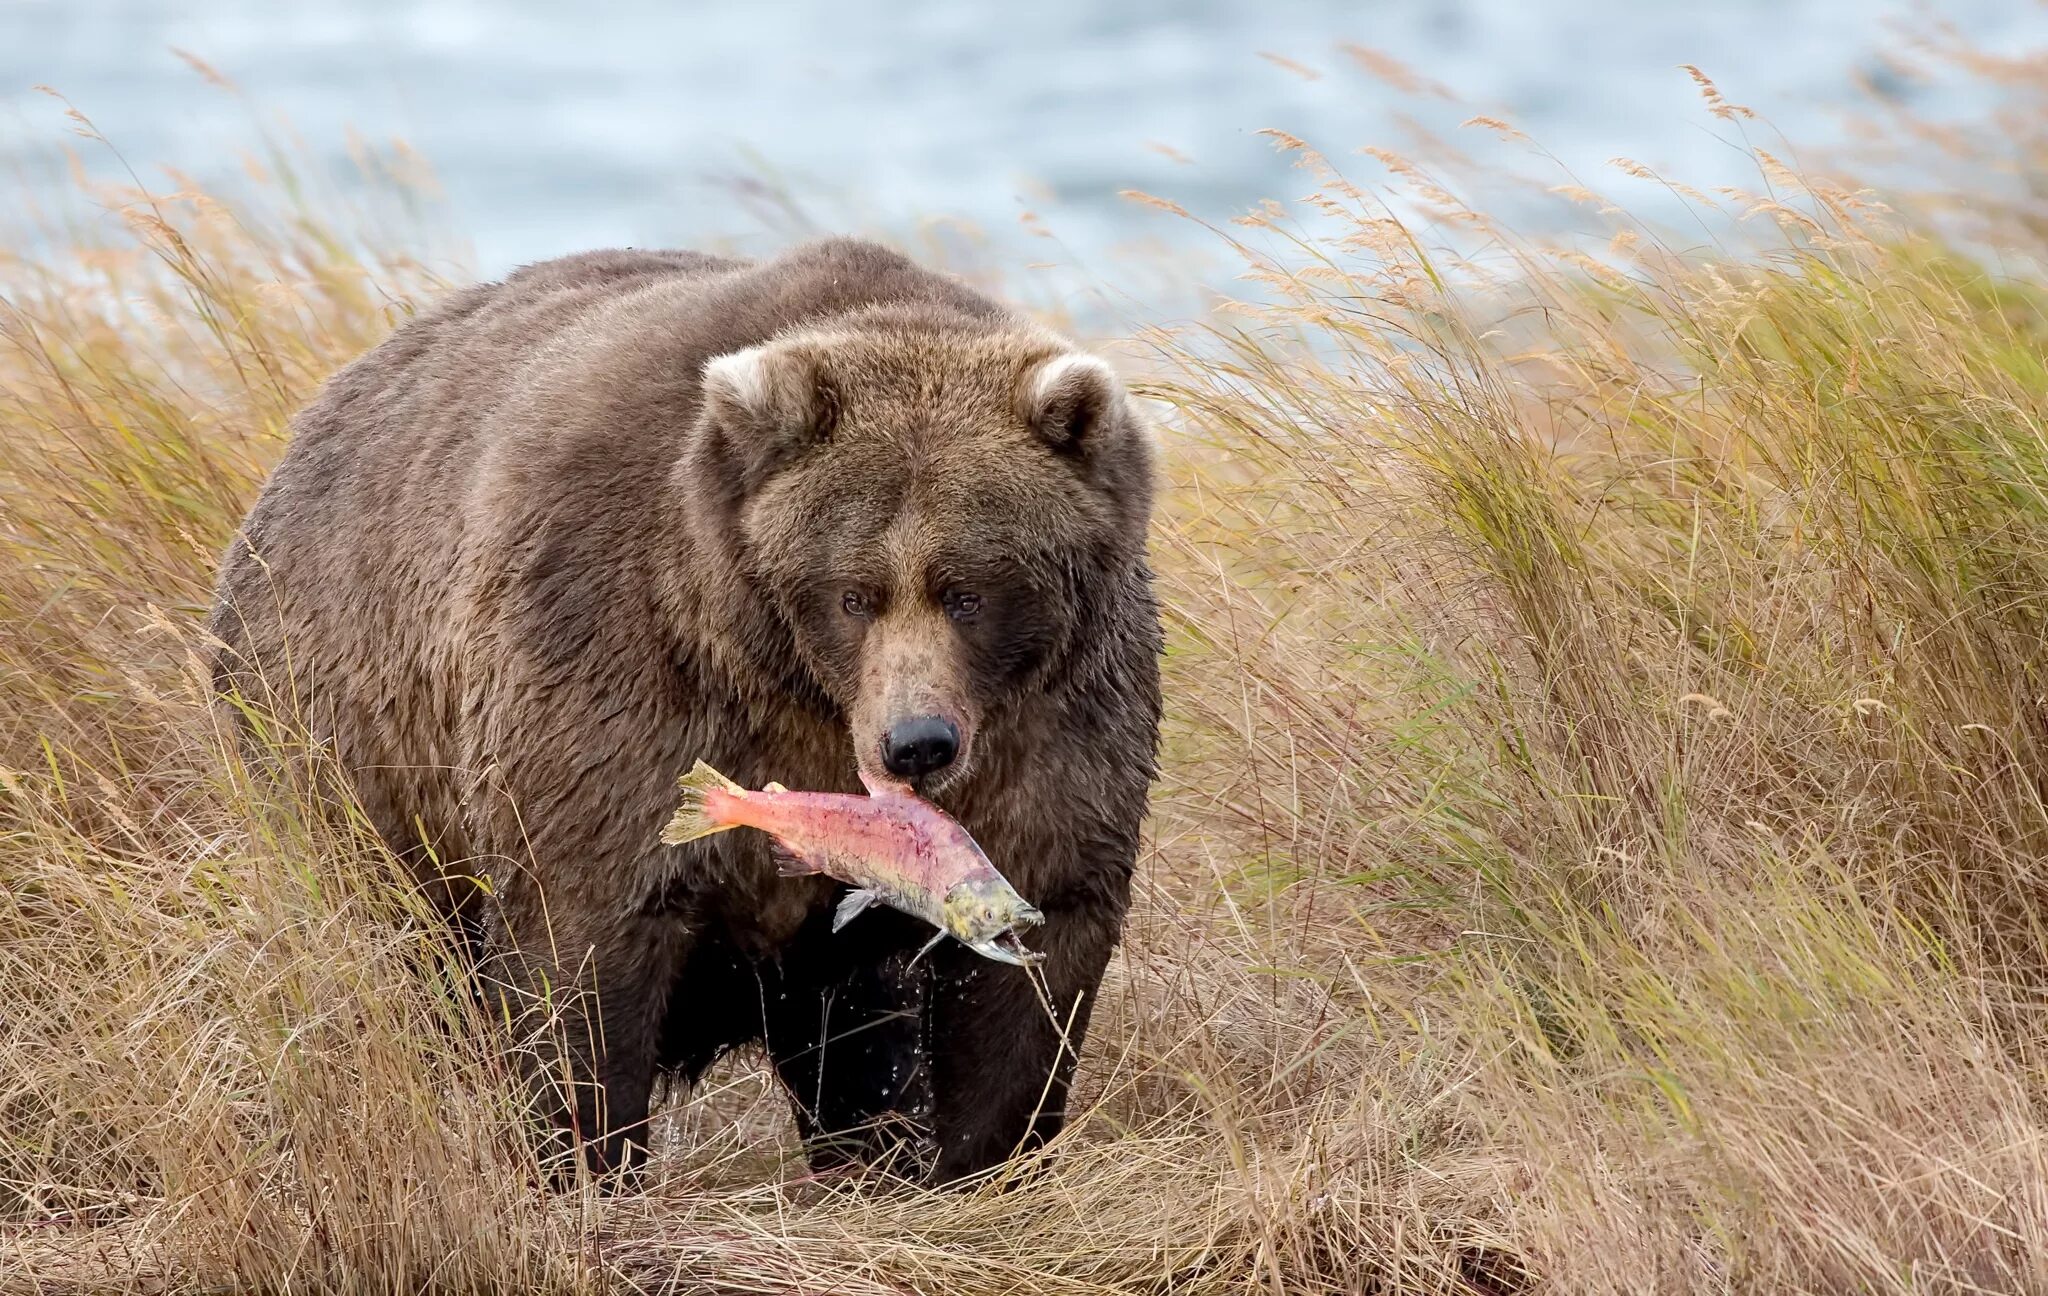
left=9, top=64, right=2048, bottom=1295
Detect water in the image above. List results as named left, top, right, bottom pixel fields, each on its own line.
left=5, top=0, right=2045, bottom=299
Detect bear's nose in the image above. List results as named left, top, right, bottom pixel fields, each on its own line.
left=881, top=715, right=960, bottom=779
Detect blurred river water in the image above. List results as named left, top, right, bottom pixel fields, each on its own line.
left=5, top=0, right=2046, bottom=308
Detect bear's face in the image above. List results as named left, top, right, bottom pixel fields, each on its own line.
left=688, top=319, right=1153, bottom=794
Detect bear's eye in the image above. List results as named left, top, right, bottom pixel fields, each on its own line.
left=841, top=590, right=876, bottom=619
left=943, top=589, right=983, bottom=622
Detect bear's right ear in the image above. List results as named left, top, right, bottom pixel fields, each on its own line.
left=698, top=342, right=840, bottom=490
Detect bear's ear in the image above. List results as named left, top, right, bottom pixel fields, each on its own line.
left=1021, top=352, right=1129, bottom=455
left=699, top=342, right=840, bottom=488
left=1020, top=351, right=1155, bottom=541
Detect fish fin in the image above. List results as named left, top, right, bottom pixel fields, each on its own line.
left=907, top=927, right=949, bottom=968
left=659, top=760, right=746, bottom=845
left=832, top=888, right=879, bottom=933
left=858, top=769, right=915, bottom=799
left=771, top=843, right=824, bottom=878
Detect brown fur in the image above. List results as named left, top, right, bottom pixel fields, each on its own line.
left=208, top=239, right=1163, bottom=1180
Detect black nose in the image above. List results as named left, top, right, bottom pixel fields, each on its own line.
left=881, top=715, right=960, bottom=779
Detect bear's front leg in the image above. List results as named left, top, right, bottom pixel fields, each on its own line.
left=761, top=903, right=940, bottom=1181
left=487, top=904, right=692, bottom=1181
left=925, top=880, right=1127, bottom=1182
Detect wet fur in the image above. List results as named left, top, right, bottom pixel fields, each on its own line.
left=207, top=240, right=1163, bottom=1180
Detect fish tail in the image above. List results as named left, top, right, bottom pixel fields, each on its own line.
left=660, top=760, right=748, bottom=845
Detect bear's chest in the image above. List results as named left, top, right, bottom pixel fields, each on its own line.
left=682, top=705, right=860, bottom=954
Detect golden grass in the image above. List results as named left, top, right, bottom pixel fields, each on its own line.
left=8, top=68, right=2048, bottom=1293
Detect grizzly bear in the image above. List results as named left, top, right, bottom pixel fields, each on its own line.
left=207, top=239, right=1163, bottom=1182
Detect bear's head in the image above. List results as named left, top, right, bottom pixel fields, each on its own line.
left=684, top=309, right=1153, bottom=794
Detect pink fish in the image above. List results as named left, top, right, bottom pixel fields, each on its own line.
left=660, top=761, right=1044, bottom=965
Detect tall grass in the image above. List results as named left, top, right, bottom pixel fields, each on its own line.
left=7, top=67, right=2048, bottom=1293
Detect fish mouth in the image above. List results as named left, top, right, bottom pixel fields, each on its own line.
left=969, top=929, right=1045, bottom=967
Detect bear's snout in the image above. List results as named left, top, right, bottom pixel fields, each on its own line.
left=881, top=714, right=960, bottom=779
left=851, top=603, right=979, bottom=791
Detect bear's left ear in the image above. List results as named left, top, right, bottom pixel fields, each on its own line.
left=1020, top=351, right=1155, bottom=542
left=1021, top=352, right=1129, bottom=456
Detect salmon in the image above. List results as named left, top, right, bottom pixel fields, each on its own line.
left=659, top=760, right=1045, bottom=966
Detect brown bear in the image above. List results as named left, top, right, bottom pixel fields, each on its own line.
left=207, top=239, right=1163, bottom=1181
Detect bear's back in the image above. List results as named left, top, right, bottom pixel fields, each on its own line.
left=221, top=240, right=1005, bottom=599
left=206, top=250, right=731, bottom=877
